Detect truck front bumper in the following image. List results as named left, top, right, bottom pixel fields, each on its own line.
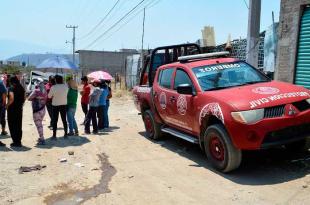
left=226, top=109, right=310, bottom=150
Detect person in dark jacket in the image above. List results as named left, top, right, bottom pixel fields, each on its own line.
left=7, top=76, right=26, bottom=147
left=45, top=76, right=55, bottom=129
left=0, top=80, right=7, bottom=136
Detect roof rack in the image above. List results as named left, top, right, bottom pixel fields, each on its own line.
left=178, top=51, right=230, bottom=62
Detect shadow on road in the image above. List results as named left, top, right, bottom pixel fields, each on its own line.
left=104, top=126, right=120, bottom=133
left=0, top=145, right=32, bottom=152
left=36, top=135, right=91, bottom=149
left=138, top=131, right=310, bottom=186
left=0, top=134, right=10, bottom=139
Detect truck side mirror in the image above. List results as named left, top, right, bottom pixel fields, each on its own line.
left=177, top=84, right=195, bottom=96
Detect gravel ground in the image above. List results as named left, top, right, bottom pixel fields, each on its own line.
left=0, top=96, right=309, bottom=205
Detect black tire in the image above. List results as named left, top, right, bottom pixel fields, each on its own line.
left=285, top=139, right=309, bottom=152
left=143, top=110, right=162, bottom=140
left=204, top=124, right=242, bottom=173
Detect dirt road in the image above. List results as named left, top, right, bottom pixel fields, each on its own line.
left=0, top=96, right=309, bottom=205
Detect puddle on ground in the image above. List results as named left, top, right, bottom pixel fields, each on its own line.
left=44, top=153, right=116, bottom=205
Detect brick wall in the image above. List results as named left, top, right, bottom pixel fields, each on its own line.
left=78, top=50, right=139, bottom=76
left=275, top=0, right=310, bottom=82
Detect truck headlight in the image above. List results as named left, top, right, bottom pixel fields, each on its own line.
left=231, top=109, right=264, bottom=124
left=306, top=98, right=310, bottom=104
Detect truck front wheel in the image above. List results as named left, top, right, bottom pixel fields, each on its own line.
left=204, top=124, right=242, bottom=173
left=143, top=110, right=162, bottom=140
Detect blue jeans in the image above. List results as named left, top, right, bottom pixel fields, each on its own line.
left=103, top=100, right=109, bottom=128
left=98, top=105, right=104, bottom=129
left=67, top=107, right=78, bottom=133
left=85, top=107, right=98, bottom=133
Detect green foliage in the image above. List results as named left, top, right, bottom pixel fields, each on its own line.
left=65, top=74, right=73, bottom=82
left=0, top=65, right=21, bottom=74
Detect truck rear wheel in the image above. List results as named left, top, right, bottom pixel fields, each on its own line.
left=143, top=110, right=162, bottom=140
left=204, top=124, right=242, bottom=173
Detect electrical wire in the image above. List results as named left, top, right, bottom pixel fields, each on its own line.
left=78, top=0, right=121, bottom=40
left=98, top=0, right=160, bottom=44
left=84, top=0, right=146, bottom=49
left=243, top=0, right=249, bottom=9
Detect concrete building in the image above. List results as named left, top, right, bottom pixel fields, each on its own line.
left=76, top=49, right=139, bottom=76
left=276, top=0, right=310, bottom=89
left=201, top=26, right=216, bottom=47
left=7, top=60, right=20, bottom=66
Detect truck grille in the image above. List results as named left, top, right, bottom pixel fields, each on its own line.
left=263, top=100, right=310, bottom=119
left=293, top=100, right=310, bottom=112
left=264, top=105, right=285, bottom=118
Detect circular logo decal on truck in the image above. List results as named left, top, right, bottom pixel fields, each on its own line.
left=159, top=92, right=167, bottom=109
left=252, top=87, right=279, bottom=95
left=177, top=95, right=187, bottom=115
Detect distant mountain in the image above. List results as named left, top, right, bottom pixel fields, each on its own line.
left=0, top=39, right=62, bottom=60
left=7, top=53, right=79, bottom=67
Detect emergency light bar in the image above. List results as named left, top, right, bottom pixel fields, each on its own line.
left=178, top=51, right=230, bottom=62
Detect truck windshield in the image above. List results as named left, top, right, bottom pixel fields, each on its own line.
left=192, top=61, right=270, bottom=91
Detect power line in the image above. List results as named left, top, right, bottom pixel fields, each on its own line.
left=141, top=7, right=146, bottom=62
left=84, top=0, right=146, bottom=49
left=93, top=0, right=159, bottom=45
left=79, top=0, right=104, bottom=24
left=243, top=0, right=249, bottom=9
left=83, top=0, right=158, bottom=49
left=78, top=0, right=121, bottom=40
left=147, top=0, right=161, bottom=9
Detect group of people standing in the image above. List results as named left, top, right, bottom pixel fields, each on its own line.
left=80, top=76, right=112, bottom=134
left=0, top=74, right=111, bottom=147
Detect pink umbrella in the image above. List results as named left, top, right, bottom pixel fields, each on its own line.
left=87, top=71, right=113, bottom=80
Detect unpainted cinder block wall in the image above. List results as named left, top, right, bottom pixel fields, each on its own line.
left=275, top=0, right=310, bottom=82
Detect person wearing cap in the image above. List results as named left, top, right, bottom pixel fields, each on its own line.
left=67, top=79, right=79, bottom=136
left=80, top=76, right=91, bottom=125
left=28, top=81, right=47, bottom=145
left=84, top=80, right=101, bottom=134
left=48, top=75, right=68, bottom=139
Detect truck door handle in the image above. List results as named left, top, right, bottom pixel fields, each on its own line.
left=170, top=96, right=176, bottom=102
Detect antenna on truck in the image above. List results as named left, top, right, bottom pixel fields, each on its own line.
left=178, top=51, right=230, bottom=62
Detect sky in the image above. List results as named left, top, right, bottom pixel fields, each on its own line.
left=0, top=0, right=280, bottom=59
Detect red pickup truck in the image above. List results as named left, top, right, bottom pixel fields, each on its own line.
left=133, top=44, right=310, bottom=172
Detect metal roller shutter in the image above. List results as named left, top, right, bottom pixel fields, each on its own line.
left=295, top=6, right=310, bottom=89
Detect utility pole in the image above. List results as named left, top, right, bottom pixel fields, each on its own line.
left=246, top=0, right=261, bottom=67
left=141, top=8, right=146, bottom=66
left=66, top=25, right=78, bottom=65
